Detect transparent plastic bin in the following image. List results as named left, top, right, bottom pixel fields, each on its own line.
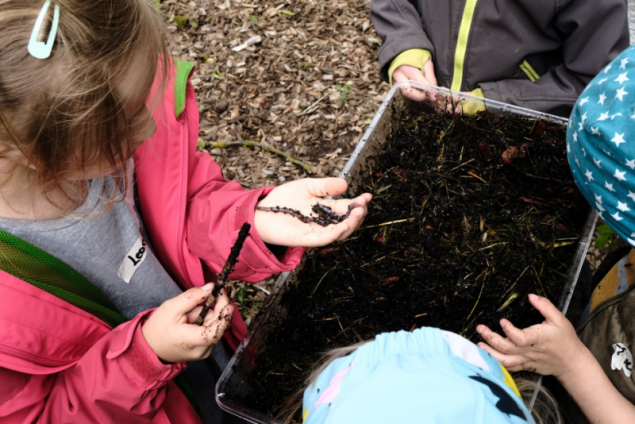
left=216, top=81, right=598, bottom=424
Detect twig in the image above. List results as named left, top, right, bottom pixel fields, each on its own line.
left=201, top=139, right=312, bottom=172
left=195, top=223, right=251, bottom=326
left=361, top=218, right=414, bottom=229
left=301, top=93, right=328, bottom=115
left=466, top=278, right=486, bottom=322
left=448, top=158, right=475, bottom=173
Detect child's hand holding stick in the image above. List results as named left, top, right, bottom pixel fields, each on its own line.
left=195, top=222, right=251, bottom=326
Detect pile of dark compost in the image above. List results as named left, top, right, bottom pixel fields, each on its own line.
left=231, top=101, right=589, bottom=419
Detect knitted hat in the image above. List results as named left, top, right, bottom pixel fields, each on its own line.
left=302, top=327, right=533, bottom=424
left=568, top=45, right=635, bottom=244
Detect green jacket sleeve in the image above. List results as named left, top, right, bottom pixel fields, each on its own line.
left=388, top=49, right=431, bottom=85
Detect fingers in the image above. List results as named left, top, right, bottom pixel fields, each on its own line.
left=186, top=288, right=230, bottom=324
left=318, top=193, right=372, bottom=216
left=182, top=304, right=235, bottom=352
left=476, top=324, right=518, bottom=354
left=305, top=177, right=348, bottom=198
left=297, top=221, right=351, bottom=247
left=163, top=283, right=214, bottom=316
left=423, top=60, right=438, bottom=86
left=528, top=293, right=566, bottom=325
left=477, top=343, right=526, bottom=372
left=498, top=319, right=537, bottom=347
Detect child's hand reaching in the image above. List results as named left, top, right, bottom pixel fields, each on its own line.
left=393, top=61, right=438, bottom=101
left=476, top=294, right=589, bottom=378
left=255, top=177, right=372, bottom=247
left=142, top=283, right=233, bottom=363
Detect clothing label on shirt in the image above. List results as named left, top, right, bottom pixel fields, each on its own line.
left=611, top=343, right=633, bottom=377
left=118, top=236, right=147, bottom=283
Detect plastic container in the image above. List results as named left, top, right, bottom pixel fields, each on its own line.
left=216, top=81, right=597, bottom=424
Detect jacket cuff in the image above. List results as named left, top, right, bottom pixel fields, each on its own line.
left=379, top=35, right=434, bottom=82
left=227, top=187, right=304, bottom=281
left=107, top=310, right=186, bottom=390
left=388, top=49, right=431, bottom=85
left=461, top=88, right=486, bottom=115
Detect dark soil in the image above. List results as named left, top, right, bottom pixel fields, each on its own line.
left=230, top=101, right=589, bottom=419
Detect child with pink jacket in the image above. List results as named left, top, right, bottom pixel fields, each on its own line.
left=0, top=1, right=370, bottom=423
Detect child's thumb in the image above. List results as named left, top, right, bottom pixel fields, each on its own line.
left=165, top=283, right=214, bottom=315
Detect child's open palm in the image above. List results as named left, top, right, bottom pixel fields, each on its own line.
left=475, top=294, right=588, bottom=378
left=254, top=178, right=372, bottom=247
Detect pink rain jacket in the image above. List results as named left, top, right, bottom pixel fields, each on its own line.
left=0, top=62, right=304, bottom=423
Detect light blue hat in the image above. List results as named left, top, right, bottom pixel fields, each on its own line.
left=568, top=45, right=635, bottom=244
left=302, top=327, right=533, bottom=424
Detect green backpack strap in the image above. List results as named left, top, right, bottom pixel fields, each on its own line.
left=0, top=228, right=201, bottom=417
left=173, top=58, right=195, bottom=118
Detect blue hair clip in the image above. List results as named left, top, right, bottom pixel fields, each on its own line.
left=28, top=0, right=60, bottom=59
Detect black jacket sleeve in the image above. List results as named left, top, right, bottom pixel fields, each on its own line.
left=371, top=0, right=435, bottom=81
left=480, top=0, right=629, bottom=117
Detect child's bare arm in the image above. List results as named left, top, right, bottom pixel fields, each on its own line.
left=477, top=294, right=635, bottom=424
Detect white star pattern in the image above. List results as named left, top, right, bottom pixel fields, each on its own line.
left=612, top=212, right=624, bottom=221
left=632, top=109, right=635, bottom=120
left=616, top=87, right=628, bottom=101
left=605, top=65, right=612, bottom=74
left=603, top=149, right=613, bottom=157
left=582, top=148, right=587, bottom=157
left=567, top=143, right=571, bottom=153
left=573, top=132, right=578, bottom=142
left=593, top=158, right=602, bottom=168
left=592, top=127, right=602, bottom=136
left=595, top=194, right=603, bottom=204
left=612, top=132, right=626, bottom=147
left=599, top=112, right=610, bottom=121
left=599, top=92, right=607, bottom=105
left=629, top=191, right=635, bottom=202
left=606, top=182, right=616, bottom=192
left=596, top=202, right=606, bottom=212
left=612, top=113, right=623, bottom=120
left=598, top=78, right=608, bottom=85
left=581, top=112, right=588, bottom=124
left=615, top=73, right=629, bottom=84
left=585, top=170, right=594, bottom=181
left=578, top=122, right=584, bottom=131
left=579, top=97, right=589, bottom=106
left=575, top=157, right=580, bottom=166
left=618, top=201, right=631, bottom=212
left=614, top=169, right=627, bottom=181
left=627, top=159, right=635, bottom=169
left=621, top=58, right=630, bottom=69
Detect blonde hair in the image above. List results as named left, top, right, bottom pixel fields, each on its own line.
left=281, top=341, right=563, bottom=424
left=0, top=0, right=169, bottom=210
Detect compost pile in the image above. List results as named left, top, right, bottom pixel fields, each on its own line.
left=231, top=101, right=588, bottom=419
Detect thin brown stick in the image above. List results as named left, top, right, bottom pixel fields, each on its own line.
left=195, top=222, right=251, bottom=326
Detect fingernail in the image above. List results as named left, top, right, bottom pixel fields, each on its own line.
left=476, top=325, right=483, bottom=333
left=202, top=283, right=213, bottom=291
left=528, top=293, right=537, bottom=300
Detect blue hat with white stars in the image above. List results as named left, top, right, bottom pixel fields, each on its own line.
left=568, top=45, right=635, bottom=245
left=301, top=328, right=533, bottom=424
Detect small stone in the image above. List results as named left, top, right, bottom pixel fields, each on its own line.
left=213, top=99, right=230, bottom=114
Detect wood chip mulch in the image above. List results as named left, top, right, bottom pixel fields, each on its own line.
left=160, top=0, right=389, bottom=323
